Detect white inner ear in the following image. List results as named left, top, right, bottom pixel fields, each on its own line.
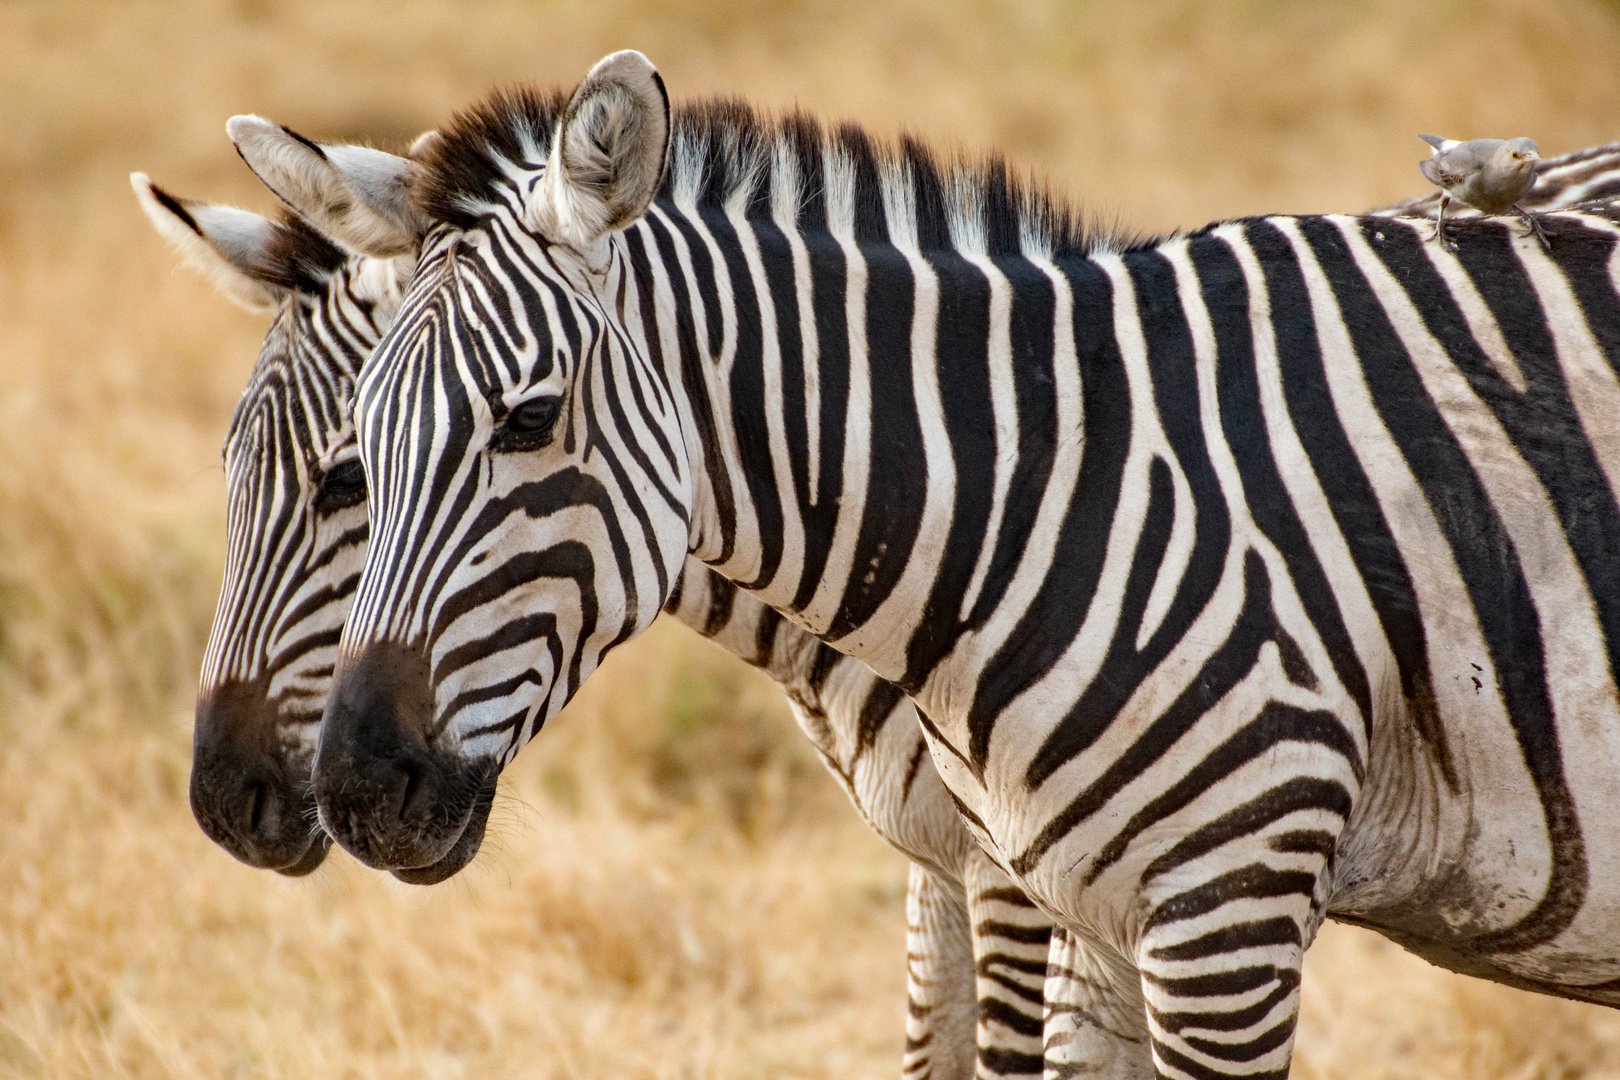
left=529, top=50, right=670, bottom=254
left=131, top=173, right=282, bottom=312
left=227, top=115, right=425, bottom=258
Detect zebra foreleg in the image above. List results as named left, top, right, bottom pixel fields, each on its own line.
left=964, top=849, right=1052, bottom=1080
left=1042, top=927, right=1153, bottom=1079
left=1136, top=888, right=1315, bottom=1079
left=905, top=863, right=979, bottom=1080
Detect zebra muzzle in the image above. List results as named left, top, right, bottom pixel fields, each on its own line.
left=191, top=678, right=330, bottom=875
left=313, top=639, right=497, bottom=881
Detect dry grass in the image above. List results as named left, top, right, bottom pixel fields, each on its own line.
left=6, top=1, right=1620, bottom=1076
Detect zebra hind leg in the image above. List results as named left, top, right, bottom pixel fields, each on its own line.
left=1042, top=927, right=1153, bottom=1079
left=905, top=862, right=979, bottom=1080
left=964, top=849, right=1051, bottom=1080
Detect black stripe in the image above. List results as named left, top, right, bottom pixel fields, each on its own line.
left=695, top=205, right=786, bottom=591
left=903, top=249, right=995, bottom=687
left=1190, top=233, right=1372, bottom=734
left=828, top=241, right=925, bottom=640
left=963, top=257, right=1059, bottom=629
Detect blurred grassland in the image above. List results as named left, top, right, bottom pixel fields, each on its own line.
left=7, top=0, right=1620, bottom=1077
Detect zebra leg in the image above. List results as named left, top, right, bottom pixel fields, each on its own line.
left=964, top=848, right=1051, bottom=1079
left=1136, top=885, right=1316, bottom=1079
left=906, top=862, right=979, bottom=1080
left=1042, top=927, right=1153, bottom=1079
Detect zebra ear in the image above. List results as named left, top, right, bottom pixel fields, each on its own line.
left=131, top=172, right=286, bottom=312
left=226, top=115, right=428, bottom=257
left=529, top=50, right=670, bottom=252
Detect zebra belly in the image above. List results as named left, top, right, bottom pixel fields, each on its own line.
left=788, top=693, right=979, bottom=883
left=1329, top=619, right=1620, bottom=1001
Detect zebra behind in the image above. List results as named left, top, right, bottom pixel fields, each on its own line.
left=134, top=168, right=1060, bottom=1079
left=131, top=172, right=408, bottom=874
left=260, top=50, right=1620, bottom=1078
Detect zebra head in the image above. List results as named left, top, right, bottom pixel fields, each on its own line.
left=237, top=52, right=689, bottom=878
left=133, top=170, right=414, bottom=874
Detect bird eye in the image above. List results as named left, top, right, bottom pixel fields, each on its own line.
left=493, top=395, right=563, bottom=451
left=314, top=458, right=367, bottom=514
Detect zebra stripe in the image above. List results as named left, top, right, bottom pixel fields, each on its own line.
left=309, top=57, right=1620, bottom=1079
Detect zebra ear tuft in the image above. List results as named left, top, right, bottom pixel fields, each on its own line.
left=227, top=115, right=427, bottom=258
left=131, top=172, right=285, bottom=312
left=529, top=50, right=670, bottom=252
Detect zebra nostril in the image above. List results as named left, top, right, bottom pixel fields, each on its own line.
left=397, top=760, right=423, bottom=823
left=246, top=779, right=269, bottom=834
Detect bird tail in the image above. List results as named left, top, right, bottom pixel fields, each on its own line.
left=1417, top=133, right=1448, bottom=153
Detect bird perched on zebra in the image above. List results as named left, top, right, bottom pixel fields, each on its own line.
left=1418, top=132, right=1546, bottom=248
left=1374, top=139, right=1620, bottom=218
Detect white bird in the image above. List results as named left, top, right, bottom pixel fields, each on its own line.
left=1418, top=134, right=1546, bottom=249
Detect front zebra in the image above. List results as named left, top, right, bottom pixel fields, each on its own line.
left=135, top=162, right=1060, bottom=1077
left=266, top=51, right=1620, bottom=1078
left=151, top=130, right=1620, bottom=1080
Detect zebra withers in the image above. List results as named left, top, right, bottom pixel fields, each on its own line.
left=135, top=165, right=1060, bottom=1078
left=264, top=49, right=1620, bottom=1077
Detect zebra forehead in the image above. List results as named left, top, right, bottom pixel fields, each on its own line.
left=410, top=83, right=1153, bottom=258
left=223, top=297, right=360, bottom=455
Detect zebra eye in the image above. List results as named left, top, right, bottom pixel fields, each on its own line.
left=314, top=458, right=367, bottom=514
left=494, top=396, right=562, bottom=451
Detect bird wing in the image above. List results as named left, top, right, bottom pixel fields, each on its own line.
left=1419, top=158, right=1456, bottom=187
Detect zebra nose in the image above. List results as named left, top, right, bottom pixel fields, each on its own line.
left=191, top=681, right=329, bottom=876
left=314, top=640, right=476, bottom=876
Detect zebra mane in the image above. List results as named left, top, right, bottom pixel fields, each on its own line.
left=413, top=84, right=1145, bottom=258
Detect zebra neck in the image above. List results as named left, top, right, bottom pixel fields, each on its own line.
left=633, top=200, right=1118, bottom=701
left=666, top=560, right=884, bottom=723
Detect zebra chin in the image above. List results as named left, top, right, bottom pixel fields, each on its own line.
left=313, top=639, right=501, bottom=882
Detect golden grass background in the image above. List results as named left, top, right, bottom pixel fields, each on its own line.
left=7, top=0, right=1620, bottom=1076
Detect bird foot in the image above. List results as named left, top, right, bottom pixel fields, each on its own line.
left=1515, top=205, right=1551, bottom=251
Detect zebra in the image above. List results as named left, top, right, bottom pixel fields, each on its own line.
left=143, top=142, right=1620, bottom=1080
left=133, top=170, right=1059, bottom=1079
left=154, top=125, right=1620, bottom=1077
left=242, top=48, right=1620, bottom=1078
